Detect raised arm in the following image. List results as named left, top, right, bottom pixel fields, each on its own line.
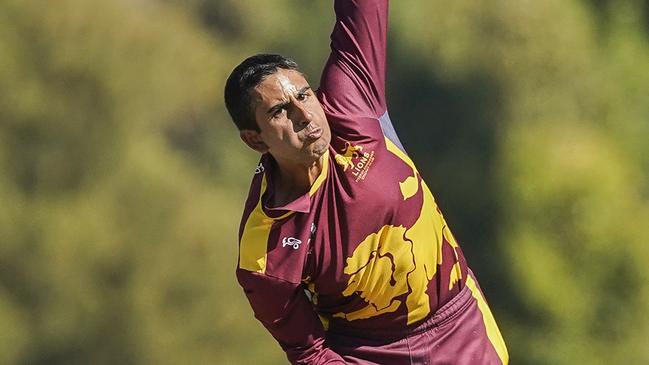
left=318, top=0, right=389, bottom=118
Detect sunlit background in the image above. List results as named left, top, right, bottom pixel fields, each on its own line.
left=1, top=0, right=648, bottom=364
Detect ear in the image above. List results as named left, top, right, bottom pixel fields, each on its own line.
left=240, top=130, right=269, bottom=154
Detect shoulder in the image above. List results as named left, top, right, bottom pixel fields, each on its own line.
left=238, top=180, right=312, bottom=284
left=238, top=158, right=268, bottom=239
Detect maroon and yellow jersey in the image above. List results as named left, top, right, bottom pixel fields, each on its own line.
left=236, top=1, right=480, bottom=364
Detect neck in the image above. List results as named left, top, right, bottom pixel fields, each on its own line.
left=269, top=154, right=324, bottom=207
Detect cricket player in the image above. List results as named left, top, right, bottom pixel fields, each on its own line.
left=224, top=0, right=508, bottom=363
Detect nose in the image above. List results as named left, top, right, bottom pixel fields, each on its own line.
left=290, top=100, right=313, bottom=129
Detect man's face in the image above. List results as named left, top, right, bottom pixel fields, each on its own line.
left=245, top=68, right=331, bottom=165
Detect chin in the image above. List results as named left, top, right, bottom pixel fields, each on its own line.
left=312, top=138, right=330, bottom=157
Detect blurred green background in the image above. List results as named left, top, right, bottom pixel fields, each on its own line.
left=1, top=0, right=648, bottom=364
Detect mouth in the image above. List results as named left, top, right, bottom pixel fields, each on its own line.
left=304, top=126, right=323, bottom=141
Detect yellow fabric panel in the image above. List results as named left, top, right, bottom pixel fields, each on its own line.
left=309, top=150, right=330, bottom=196
left=399, top=175, right=419, bottom=200
left=403, top=182, right=443, bottom=324
left=384, top=137, right=417, bottom=170
left=448, top=262, right=462, bottom=290
left=334, top=225, right=412, bottom=321
left=239, top=176, right=274, bottom=273
left=466, top=275, right=509, bottom=364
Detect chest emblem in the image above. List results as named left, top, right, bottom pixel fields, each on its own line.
left=334, top=142, right=363, bottom=171
left=334, top=141, right=375, bottom=182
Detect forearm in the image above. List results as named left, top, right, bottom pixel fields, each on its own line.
left=237, top=270, right=347, bottom=364
left=320, top=0, right=389, bottom=117
left=281, top=337, right=347, bottom=365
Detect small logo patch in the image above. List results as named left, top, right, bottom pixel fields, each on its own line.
left=334, top=142, right=363, bottom=171
left=254, top=163, right=265, bottom=174
left=334, top=141, right=375, bottom=182
left=282, top=237, right=302, bottom=250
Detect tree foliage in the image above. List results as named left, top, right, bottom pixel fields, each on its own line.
left=1, top=0, right=647, bottom=364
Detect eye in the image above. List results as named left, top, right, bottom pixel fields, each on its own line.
left=272, top=108, right=286, bottom=119
left=296, top=91, right=309, bottom=101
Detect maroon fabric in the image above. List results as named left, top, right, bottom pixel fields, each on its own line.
left=327, top=283, right=503, bottom=365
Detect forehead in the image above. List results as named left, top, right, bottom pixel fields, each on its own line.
left=252, top=69, right=309, bottom=105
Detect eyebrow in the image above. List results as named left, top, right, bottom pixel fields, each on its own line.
left=266, top=86, right=311, bottom=115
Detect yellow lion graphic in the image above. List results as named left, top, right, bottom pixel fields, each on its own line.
left=333, top=137, right=464, bottom=325
left=334, top=142, right=363, bottom=171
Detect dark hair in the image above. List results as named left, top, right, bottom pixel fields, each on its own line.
left=224, top=54, right=301, bottom=131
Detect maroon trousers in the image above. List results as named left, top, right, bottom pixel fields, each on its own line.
left=326, top=273, right=508, bottom=365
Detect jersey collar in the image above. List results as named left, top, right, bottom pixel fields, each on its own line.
left=261, top=150, right=329, bottom=216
